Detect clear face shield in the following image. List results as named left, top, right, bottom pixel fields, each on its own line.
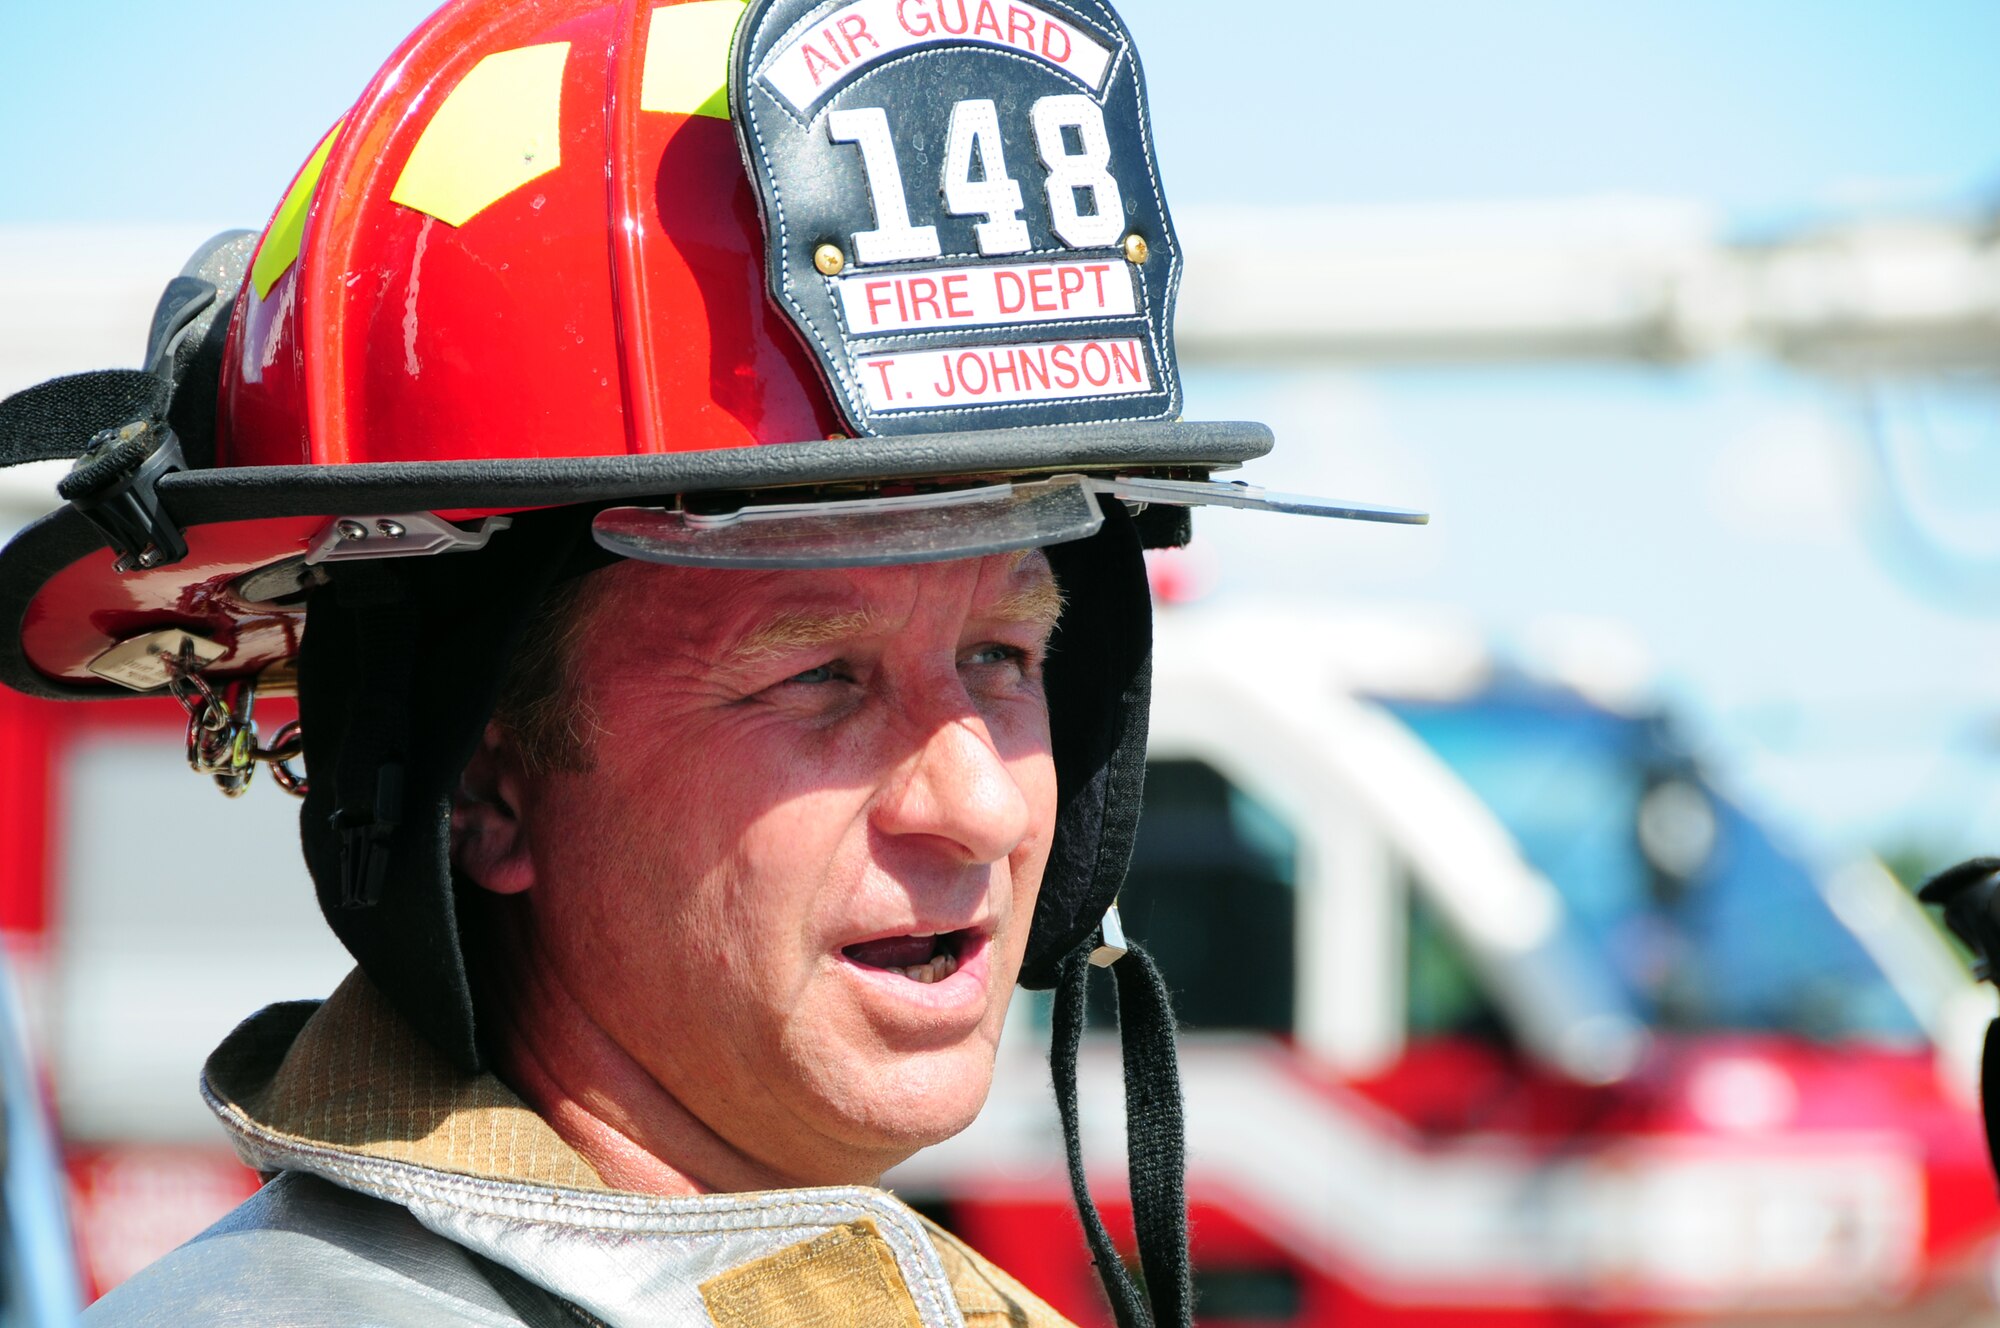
left=592, top=473, right=1427, bottom=569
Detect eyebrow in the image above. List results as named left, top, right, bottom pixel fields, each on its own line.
left=987, top=574, right=1065, bottom=634
left=727, top=609, right=880, bottom=665
left=724, top=569, right=1066, bottom=666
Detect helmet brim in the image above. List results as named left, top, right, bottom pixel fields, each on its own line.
left=3, top=419, right=1272, bottom=698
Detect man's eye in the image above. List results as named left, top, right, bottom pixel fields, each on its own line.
left=963, top=644, right=1027, bottom=668
left=787, top=663, right=840, bottom=685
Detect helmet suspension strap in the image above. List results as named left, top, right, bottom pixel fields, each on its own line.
left=325, top=562, right=417, bottom=910
left=1050, top=910, right=1194, bottom=1328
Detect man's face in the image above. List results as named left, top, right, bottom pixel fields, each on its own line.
left=471, top=551, right=1061, bottom=1185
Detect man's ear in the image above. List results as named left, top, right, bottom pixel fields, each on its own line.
left=452, top=722, right=538, bottom=896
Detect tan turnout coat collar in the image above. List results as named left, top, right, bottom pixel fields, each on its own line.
left=203, top=971, right=1074, bottom=1328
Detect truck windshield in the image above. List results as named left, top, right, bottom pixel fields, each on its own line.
left=1383, top=691, right=1922, bottom=1043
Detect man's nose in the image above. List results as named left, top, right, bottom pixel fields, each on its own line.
left=873, top=708, right=1035, bottom=866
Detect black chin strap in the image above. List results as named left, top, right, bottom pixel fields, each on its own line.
left=1920, top=858, right=2000, bottom=1185
left=1980, top=1020, right=2000, bottom=1188
left=1051, top=939, right=1193, bottom=1328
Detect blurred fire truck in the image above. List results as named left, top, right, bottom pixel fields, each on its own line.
left=3, top=590, right=1996, bottom=1319
left=893, top=600, right=2000, bottom=1326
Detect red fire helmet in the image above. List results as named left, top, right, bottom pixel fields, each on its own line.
left=0, top=0, right=1420, bottom=703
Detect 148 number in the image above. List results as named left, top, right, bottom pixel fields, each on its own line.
left=826, top=95, right=1124, bottom=264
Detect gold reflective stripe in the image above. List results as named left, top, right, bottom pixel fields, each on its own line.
left=390, top=42, right=571, bottom=227
left=699, top=1220, right=927, bottom=1328
left=641, top=0, right=747, bottom=119
left=252, top=122, right=342, bottom=299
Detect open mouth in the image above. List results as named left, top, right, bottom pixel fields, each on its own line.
left=841, top=930, right=970, bottom=984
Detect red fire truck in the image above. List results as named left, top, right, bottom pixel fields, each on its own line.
left=891, top=603, right=2000, bottom=1325
left=2, top=573, right=1995, bottom=1319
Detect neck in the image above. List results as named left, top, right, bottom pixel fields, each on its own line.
left=478, top=908, right=893, bottom=1196
left=496, top=1014, right=723, bottom=1196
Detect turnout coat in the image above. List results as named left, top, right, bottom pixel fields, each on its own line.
left=85, top=973, right=1074, bottom=1328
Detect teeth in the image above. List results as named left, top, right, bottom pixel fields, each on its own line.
left=898, top=952, right=959, bottom=984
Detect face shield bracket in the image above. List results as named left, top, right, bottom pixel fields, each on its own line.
left=304, top=513, right=514, bottom=565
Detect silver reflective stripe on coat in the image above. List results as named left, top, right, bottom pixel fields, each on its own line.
left=205, top=1079, right=968, bottom=1328
left=86, top=1172, right=584, bottom=1327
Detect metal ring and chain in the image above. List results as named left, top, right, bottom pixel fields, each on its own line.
left=162, top=640, right=309, bottom=798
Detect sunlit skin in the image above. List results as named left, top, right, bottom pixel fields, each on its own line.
left=451, top=552, right=1061, bottom=1195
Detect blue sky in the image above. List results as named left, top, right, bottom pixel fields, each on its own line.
left=1136, top=2, right=2000, bottom=222
left=8, top=2, right=1999, bottom=222
left=4, top=1, right=1998, bottom=863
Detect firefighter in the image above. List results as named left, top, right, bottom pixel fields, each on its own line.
left=0, top=0, right=1421, bottom=1323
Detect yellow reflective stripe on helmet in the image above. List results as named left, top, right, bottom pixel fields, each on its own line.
left=252, top=121, right=342, bottom=300
left=641, top=0, right=747, bottom=118
left=390, top=42, right=571, bottom=227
